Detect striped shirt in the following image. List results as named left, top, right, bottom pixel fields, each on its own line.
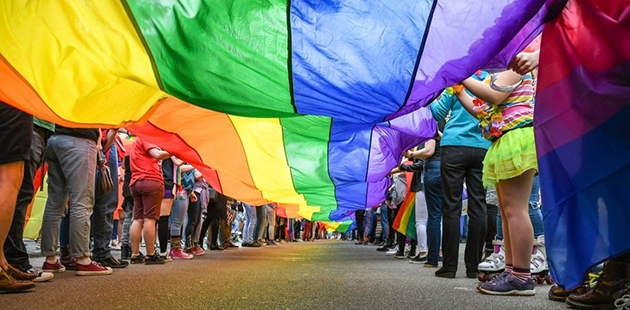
left=476, top=73, right=534, bottom=140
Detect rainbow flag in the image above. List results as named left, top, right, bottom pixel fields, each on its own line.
left=0, top=1, right=547, bottom=228
left=535, top=0, right=630, bottom=289
left=392, top=172, right=417, bottom=239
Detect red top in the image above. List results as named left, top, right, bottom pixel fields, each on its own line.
left=129, top=138, right=163, bottom=186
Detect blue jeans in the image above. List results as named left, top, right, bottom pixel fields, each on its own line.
left=424, top=160, right=443, bottom=265
left=92, top=145, right=119, bottom=259
left=497, top=175, right=543, bottom=239
left=379, top=202, right=389, bottom=242
left=41, top=135, right=97, bottom=258
left=243, top=203, right=256, bottom=243
left=169, top=192, right=189, bottom=237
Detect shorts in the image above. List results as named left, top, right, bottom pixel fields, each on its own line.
left=482, top=126, right=538, bottom=187
left=164, top=187, right=174, bottom=199
left=0, top=101, right=33, bottom=165
left=130, top=179, right=164, bottom=220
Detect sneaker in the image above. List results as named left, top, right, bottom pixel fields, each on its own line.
left=60, top=255, right=76, bottom=271
left=25, top=268, right=54, bottom=283
left=75, top=261, right=113, bottom=276
left=185, top=246, right=205, bottom=256
left=0, top=269, right=35, bottom=292
left=228, top=243, right=239, bottom=248
left=161, top=255, right=173, bottom=263
left=110, top=239, right=121, bottom=250
left=94, top=256, right=129, bottom=269
left=409, top=255, right=428, bottom=264
left=394, top=251, right=406, bottom=259
left=243, top=242, right=261, bottom=248
left=169, top=248, right=193, bottom=260
left=42, top=260, right=66, bottom=273
left=144, top=254, right=167, bottom=265
left=267, top=240, right=278, bottom=246
left=377, top=244, right=393, bottom=252
left=424, top=263, right=439, bottom=268
left=210, top=244, right=225, bottom=251
left=477, top=273, right=535, bottom=296
left=386, top=247, right=399, bottom=256
left=435, top=267, right=456, bottom=278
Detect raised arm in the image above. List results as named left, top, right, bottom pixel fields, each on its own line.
left=461, top=70, right=521, bottom=105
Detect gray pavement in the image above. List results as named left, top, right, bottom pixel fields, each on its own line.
left=4, top=240, right=568, bottom=310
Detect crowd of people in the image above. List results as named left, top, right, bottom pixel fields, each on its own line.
left=0, top=35, right=628, bottom=310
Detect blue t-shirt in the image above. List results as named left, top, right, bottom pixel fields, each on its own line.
left=429, top=74, right=491, bottom=150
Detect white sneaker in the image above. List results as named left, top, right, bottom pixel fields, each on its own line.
left=27, top=268, right=54, bottom=282
left=386, top=247, right=398, bottom=256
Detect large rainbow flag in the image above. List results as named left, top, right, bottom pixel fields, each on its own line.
left=0, top=1, right=547, bottom=229
left=535, top=0, right=630, bottom=289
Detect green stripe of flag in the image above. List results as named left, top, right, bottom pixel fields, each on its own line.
left=281, top=115, right=338, bottom=221
left=125, top=0, right=294, bottom=117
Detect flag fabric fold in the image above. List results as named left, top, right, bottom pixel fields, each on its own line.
left=0, top=1, right=547, bottom=229
left=535, top=0, right=630, bottom=289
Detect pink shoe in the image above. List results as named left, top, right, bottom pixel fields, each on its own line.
left=75, top=261, right=113, bottom=276
left=42, top=260, right=66, bottom=273
left=169, top=248, right=193, bottom=260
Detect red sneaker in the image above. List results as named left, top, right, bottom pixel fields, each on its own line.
left=75, top=261, right=113, bottom=276
left=169, top=248, right=193, bottom=260
left=42, top=260, right=66, bottom=273
left=185, top=246, right=205, bottom=256
left=193, top=246, right=205, bottom=256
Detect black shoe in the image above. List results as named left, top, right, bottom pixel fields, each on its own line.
left=210, top=244, right=225, bottom=251
left=409, top=255, right=428, bottom=264
left=394, top=251, right=405, bottom=259
left=376, top=245, right=390, bottom=252
left=94, top=256, right=129, bottom=269
left=466, top=270, right=478, bottom=279
left=435, top=267, right=456, bottom=278
left=121, top=244, right=131, bottom=261
left=144, top=254, right=166, bottom=265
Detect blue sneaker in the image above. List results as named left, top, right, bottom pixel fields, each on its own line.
left=477, top=273, right=536, bottom=296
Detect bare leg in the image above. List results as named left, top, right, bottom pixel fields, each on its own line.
left=130, top=219, right=144, bottom=256
left=496, top=170, right=535, bottom=270
left=495, top=186, right=512, bottom=266
left=0, top=162, right=24, bottom=270
left=160, top=198, right=174, bottom=217
left=143, top=218, right=157, bottom=256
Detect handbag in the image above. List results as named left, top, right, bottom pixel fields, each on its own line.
left=95, top=150, right=114, bottom=198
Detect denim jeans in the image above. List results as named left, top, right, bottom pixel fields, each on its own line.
left=243, top=203, right=256, bottom=243
left=185, top=195, right=202, bottom=246
left=170, top=192, right=189, bottom=237
left=91, top=145, right=119, bottom=259
left=265, top=205, right=276, bottom=241
left=5, top=126, right=48, bottom=270
left=255, top=205, right=267, bottom=242
left=424, top=160, right=443, bottom=265
left=497, top=175, right=544, bottom=239
left=41, top=135, right=97, bottom=258
left=379, top=202, right=389, bottom=242
left=121, top=197, right=134, bottom=246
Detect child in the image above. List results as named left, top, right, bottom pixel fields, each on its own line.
left=456, top=62, right=537, bottom=295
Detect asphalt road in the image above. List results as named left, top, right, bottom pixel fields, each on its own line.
left=3, top=240, right=568, bottom=310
